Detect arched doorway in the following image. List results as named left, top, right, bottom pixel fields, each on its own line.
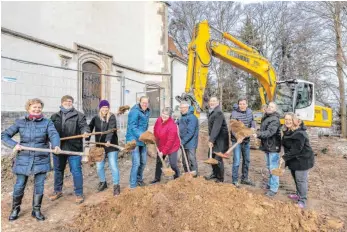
left=82, top=62, right=101, bottom=118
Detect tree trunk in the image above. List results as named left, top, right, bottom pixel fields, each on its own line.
left=334, top=2, right=347, bottom=137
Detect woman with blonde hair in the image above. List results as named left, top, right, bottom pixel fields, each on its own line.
left=282, top=112, right=314, bottom=208
left=86, top=100, right=120, bottom=196
left=1, top=98, right=61, bottom=221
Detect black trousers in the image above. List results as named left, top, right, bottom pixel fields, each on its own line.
left=155, top=151, right=180, bottom=180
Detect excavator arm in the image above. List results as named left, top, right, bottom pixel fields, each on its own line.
left=176, top=20, right=332, bottom=127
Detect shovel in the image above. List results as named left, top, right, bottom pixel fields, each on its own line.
left=139, top=131, right=175, bottom=177
left=60, top=128, right=117, bottom=141
left=13, top=146, right=104, bottom=163
left=86, top=140, right=136, bottom=153
left=215, top=138, right=244, bottom=159
left=204, top=147, right=219, bottom=165
left=271, top=158, right=285, bottom=176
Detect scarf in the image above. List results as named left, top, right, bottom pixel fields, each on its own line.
left=60, top=106, right=74, bottom=114
left=28, top=114, right=43, bottom=120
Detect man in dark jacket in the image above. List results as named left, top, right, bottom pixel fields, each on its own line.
left=254, top=102, right=281, bottom=197
left=49, top=95, right=90, bottom=204
left=178, top=101, right=199, bottom=176
left=230, top=98, right=256, bottom=187
left=204, top=97, right=229, bottom=182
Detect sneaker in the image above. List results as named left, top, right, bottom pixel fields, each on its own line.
left=215, top=179, right=224, bottom=183
left=297, top=202, right=305, bottom=209
left=75, top=195, right=84, bottom=205
left=204, top=174, right=217, bottom=180
left=150, top=179, right=160, bottom=184
left=265, top=190, right=277, bottom=197
left=233, top=182, right=240, bottom=188
left=113, top=185, right=120, bottom=196
left=241, top=179, right=255, bottom=186
left=137, top=181, right=146, bottom=187
left=97, top=182, right=108, bottom=192
left=48, top=192, right=63, bottom=201
left=288, top=194, right=300, bottom=201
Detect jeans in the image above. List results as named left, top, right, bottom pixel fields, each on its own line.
left=290, top=169, right=309, bottom=205
left=129, top=145, right=147, bottom=188
left=155, top=151, right=180, bottom=180
left=96, top=151, right=120, bottom=185
left=182, top=148, right=198, bottom=174
left=13, top=173, right=47, bottom=196
left=232, top=141, right=250, bottom=183
left=53, top=154, right=83, bottom=196
left=265, top=152, right=280, bottom=193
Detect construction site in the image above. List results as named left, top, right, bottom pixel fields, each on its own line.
left=1, top=1, right=347, bottom=232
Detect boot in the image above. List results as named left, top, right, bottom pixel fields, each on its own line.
left=9, top=195, right=24, bottom=221
left=113, top=184, right=120, bottom=196
left=97, top=182, right=108, bottom=192
left=31, top=194, right=45, bottom=221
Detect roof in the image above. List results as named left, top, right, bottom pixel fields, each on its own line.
left=168, top=36, right=185, bottom=60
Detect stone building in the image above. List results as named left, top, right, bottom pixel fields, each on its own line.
left=1, top=1, right=188, bottom=123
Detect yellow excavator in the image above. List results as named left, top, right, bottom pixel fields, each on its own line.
left=176, top=20, right=332, bottom=128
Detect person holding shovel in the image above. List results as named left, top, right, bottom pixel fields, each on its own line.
left=253, top=102, right=281, bottom=197
left=1, top=98, right=61, bottom=221
left=151, top=107, right=181, bottom=183
left=49, top=95, right=90, bottom=204
left=204, top=96, right=229, bottom=183
left=282, top=113, right=314, bottom=209
left=230, top=98, right=256, bottom=187
left=177, top=101, right=199, bottom=177
left=86, top=100, right=120, bottom=196
left=126, top=96, right=150, bottom=188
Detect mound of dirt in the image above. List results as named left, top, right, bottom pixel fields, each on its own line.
left=66, top=175, right=343, bottom=232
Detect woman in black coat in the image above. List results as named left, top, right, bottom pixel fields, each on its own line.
left=282, top=112, right=314, bottom=209
left=87, top=100, right=120, bottom=196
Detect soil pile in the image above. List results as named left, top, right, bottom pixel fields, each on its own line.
left=66, top=175, right=343, bottom=232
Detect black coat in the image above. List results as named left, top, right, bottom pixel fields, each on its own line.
left=257, top=112, right=281, bottom=153
left=87, top=114, right=119, bottom=153
left=282, top=123, right=314, bottom=171
left=208, top=106, right=229, bottom=153
left=51, top=108, right=90, bottom=152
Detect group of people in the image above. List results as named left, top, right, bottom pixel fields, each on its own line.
left=1, top=94, right=314, bottom=222
left=203, top=96, right=314, bottom=209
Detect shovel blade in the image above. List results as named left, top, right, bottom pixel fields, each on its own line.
left=162, top=168, right=175, bottom=177
left=204, top=158, right=219, bottom=165
left=271, top=168, right=284, bottom=176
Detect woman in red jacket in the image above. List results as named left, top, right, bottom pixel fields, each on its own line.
left=151, top=107, right=180, bottom=183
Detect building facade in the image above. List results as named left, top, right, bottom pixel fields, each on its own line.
left=1, top=1, right=173, bottom=121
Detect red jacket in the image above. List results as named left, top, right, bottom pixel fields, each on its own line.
left=153, top=117, right=180, bottom=155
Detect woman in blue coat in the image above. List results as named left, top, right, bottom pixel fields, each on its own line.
left=1, top=98, right=61, bottom=221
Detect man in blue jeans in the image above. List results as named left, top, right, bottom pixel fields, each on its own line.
left=49, top=95, right=90, bottom=204
left=126, top=96, right=150, bottom=188
left=230, top=98, right=256, bottom=187
left=253, top=102, right=281, bottom=197
left=177, top=101, right=199, bottom=176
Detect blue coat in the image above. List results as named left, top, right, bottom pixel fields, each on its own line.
left=178, top=106, right=199, bottom=149
left=125, top=104, right=150, bottom=146
left=1, top=116, right=60, bottom=176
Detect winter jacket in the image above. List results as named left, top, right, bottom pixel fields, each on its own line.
left=257, top=112, right=281, bottom=153
left=230, top=103, right=256, bottom=143
left=178, top=106, right=199, bottom=149
left=282, top=123, right=314, bottom=171
left=154, top=117, right=180, bottom=155
left=125, top=104, right=150, bottom=146
left=51, top=108, right=90, bottom=152
left=208, top=105, right=229, bottom=153
left=86, top=113, right=119, bottom=153
left=1, top=116, right=60, bottom=176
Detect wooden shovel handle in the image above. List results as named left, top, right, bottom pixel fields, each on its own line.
left=155, top=145, right=168, bottom=168
left=60, top=128, right=116, bottom=141
left=224, top=141, right=242, bottom=156
left=86, top=141, right=124, bottom=151
left=18, top=146, right=84, bottom=156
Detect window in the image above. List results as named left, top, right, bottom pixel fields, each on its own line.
left=275, top=82, right=295, bottom=115
left=322, top=109, right=328, bottom=120
left=295, top=83, right=313, bottom=109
